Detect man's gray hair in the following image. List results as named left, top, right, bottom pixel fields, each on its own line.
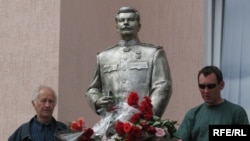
left=32, top=85, right=57, bottom=104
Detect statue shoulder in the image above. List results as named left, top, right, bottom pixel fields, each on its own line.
left=140, top=43, right=163, bottom=50
left=105, top=44, right=119, bottom=50
left=97, top=44, right=119, bottom=55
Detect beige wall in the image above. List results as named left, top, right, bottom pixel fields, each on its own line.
left=1, top=0, right=204, bottom=140
left=0, top=0, right=61, bottom=140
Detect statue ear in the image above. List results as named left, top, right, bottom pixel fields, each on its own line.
left=138, top=24, right=141, bottom=31
left=116, top=25, right=119, bottom=32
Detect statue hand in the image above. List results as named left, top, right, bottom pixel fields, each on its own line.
left=95, top=96, right=114, bottom=108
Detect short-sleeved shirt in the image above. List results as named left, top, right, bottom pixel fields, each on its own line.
left=174, top=99, right=249, bottom=141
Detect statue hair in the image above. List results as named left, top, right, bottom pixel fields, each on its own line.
left=115, top=7, right=141, bottom=23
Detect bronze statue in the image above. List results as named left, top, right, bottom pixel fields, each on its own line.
left=85, top=7, right=172, bottom=137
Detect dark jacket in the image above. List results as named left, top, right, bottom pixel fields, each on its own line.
left=8, top=116, right=68, bottom=141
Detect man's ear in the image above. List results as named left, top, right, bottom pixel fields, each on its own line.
left=32, top=101, right=36, bottom=107
left=219, top=80, right=225, bottom=89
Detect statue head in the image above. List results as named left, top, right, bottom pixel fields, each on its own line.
left=115, top=7, right=141, bottom=40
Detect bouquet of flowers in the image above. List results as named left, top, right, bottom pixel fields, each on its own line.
left=92, top=93, right=140, bottom=139
left=56, top=117, right=94, bottom=141
left=114, top=92, right=177, bottom=141
left=56, top=91, right=177, bottom=141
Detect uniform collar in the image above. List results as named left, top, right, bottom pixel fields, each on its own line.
left=118, top=39, right=140, bottom=47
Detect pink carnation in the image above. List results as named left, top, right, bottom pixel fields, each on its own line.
left=155, top=127, right=166, bottom=137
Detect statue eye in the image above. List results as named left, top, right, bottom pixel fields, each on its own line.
left=128, top=18, right=136, bottom=21
left=118, top=18, right=125, bottom=22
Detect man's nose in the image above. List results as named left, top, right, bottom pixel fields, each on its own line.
left=45, top=101, right=51, bottom=106
left=45, top=101, right=49, bottom=106
left=204, top=87, right=210, bottom=93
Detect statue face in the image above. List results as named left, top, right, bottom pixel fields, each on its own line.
left=116, top=12, right=141, bottom=39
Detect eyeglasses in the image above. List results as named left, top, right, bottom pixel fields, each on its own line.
left=198, top=83, right=217, bottom=89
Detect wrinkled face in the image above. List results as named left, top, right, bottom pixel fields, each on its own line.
left=198, top=73, right=224, bottom=105
left=32, top=88, right=56, bottom=120
left=116, top=12, right=141, bottom=39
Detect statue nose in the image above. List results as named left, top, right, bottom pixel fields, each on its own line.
left=123, top=19, right=129, bottom=24
left=124, top=22, right=129, bottom=26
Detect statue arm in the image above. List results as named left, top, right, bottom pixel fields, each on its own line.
left=150, top=48, right=172, bottom=117
left=85, top=56, right=103, bottom=114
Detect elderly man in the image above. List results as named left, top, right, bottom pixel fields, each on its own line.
left=8, top=85, right=67, bottom=141
left=86, top=6, right=172, bottom=118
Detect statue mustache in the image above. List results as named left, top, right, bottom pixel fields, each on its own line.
left=122, top=26, right=133, bottom=30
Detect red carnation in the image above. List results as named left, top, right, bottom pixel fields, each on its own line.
left=129, top=126, right=142, bottom=137
left=130, top=113, right=142, bottom=123
left=115, top=121, right=125, bottom=136
left=79, top=128, right=94, bottom=141
left=70, top=121, right=82, bottom=131
left=140, top=121, right=149, bottom=129
left=127, top=91, right=139, bottom=107
left=140, top=100, right=153, bottom=115
left=123, top=122, right=132, bottom=133
left=146, top=126, right=156, bottom=134
left=144, top=112, right=153, bottom=120
left=82, top=128, right=94, bottom=138
left=143, top=96, right=151, bottom=104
